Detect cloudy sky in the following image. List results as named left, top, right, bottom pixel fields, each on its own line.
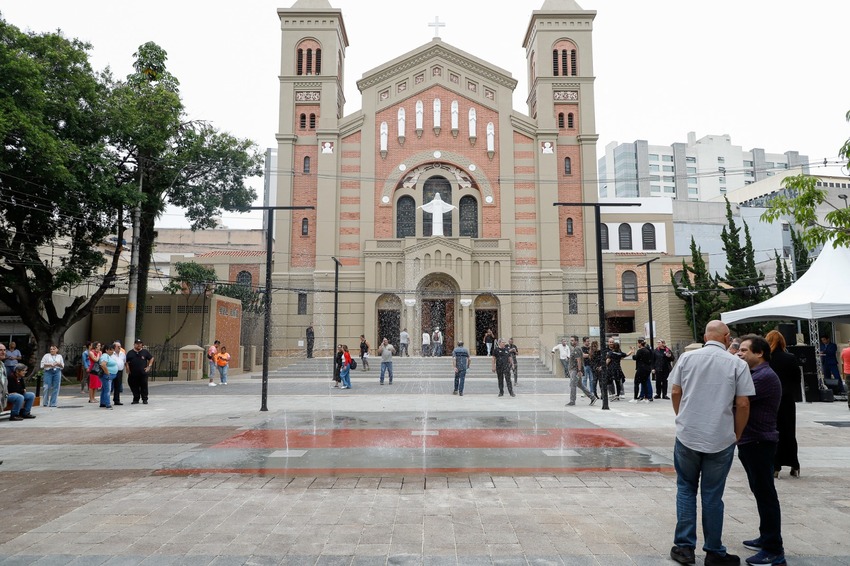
left=4, top=0, right=848, bottom=228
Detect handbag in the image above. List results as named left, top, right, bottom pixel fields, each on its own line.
left=349, top=358, right=357, bottom=370
left=89, top=358, right=104, bottom=376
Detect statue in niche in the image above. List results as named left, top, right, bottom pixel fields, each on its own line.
left=468, top=108, right=477, bottom=139
left=398, top=108, right=406, bottom=138
left=380, top=122, right=388, bottom=152
left=486, top=123, right=495, bottom=152
left=415, top=101, right=424, bottom=130
left=419, top=193, right=456, bottom=237
left=433, top=99, right=441, bottom=129
left=451, top=101, right=459, bottom=130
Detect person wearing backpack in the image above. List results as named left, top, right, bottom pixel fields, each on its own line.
left=452, top=341, right=471, bottom=396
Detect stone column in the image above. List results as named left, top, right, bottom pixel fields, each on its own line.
left=460, top=298, right=473, bottom=350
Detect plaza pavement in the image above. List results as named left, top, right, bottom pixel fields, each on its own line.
left=1, top=365, right=849, bottom=565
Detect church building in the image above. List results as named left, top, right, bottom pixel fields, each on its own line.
left=272, top=0, right=601, bottom=356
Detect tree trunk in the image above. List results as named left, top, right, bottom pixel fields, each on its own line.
left=135, top=205, right=159, bottom=338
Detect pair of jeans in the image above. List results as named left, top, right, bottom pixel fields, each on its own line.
left=208, top=360, right=216, bottom=379
left=583, top=365, right=593, bottom=391
left=636, top=374, right=653, bottom=398
left=569, top=369, right=594, bottom=403
left=454, top=368, right=467, bottom=394
left=7, top=391, right=35, bottom=415
left=673, top=439, right=736, bottom=554
left=422, top=344, right=430, bottom=357
left=99, top=373, right=115, bottom=407
left=42, top=367, right=61, bottom=407
left=399, top=343, right=408, bottom=356
left=339, top=364, right=351, bottom=388
left=738, top=441, right=784, bottom=555
left=380, top=361, right=393, bottom=384
left=217, top=365, right=228, bottom=384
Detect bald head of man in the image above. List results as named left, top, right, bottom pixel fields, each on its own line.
left=704, top=320, right=731, bottom=346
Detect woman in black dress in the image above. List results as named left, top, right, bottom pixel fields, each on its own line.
left=766, top=330, right=801, bottom=478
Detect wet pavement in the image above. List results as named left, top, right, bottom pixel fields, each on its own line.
left=1, top=369, right=849, bottom=564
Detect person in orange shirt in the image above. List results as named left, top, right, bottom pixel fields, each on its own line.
left=213, top=346, right=231, bottom=386
left=842, top=340, right=850, bottom=397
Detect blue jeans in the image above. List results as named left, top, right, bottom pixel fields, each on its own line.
left=8, top=391, right=35, bottom=415
left=99, top=373, right=115, bottom=407
left=454, top=368, right=467, bottom=393
left=583, top=365, right=593, bottom=391
left=217, top=365, right=228, bottom=384
left=380, top=361, right=393, bottom=384
left=42, top=368, right=62, bottom=407
left=674, top=439, right=736, bottom=553
left=738, top=441, right=784, bottom=555
left=340, top=364, right=351, bottom=388
left=639, top=376, right=653, bottom=399
left=209, top=360, right=216, bottom=379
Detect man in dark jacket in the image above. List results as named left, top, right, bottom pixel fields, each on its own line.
left=6, top=363, right=36, bottom=420
left=653, top=339, right=675, bottom=399
left=632, top=338, right=654, bottom=401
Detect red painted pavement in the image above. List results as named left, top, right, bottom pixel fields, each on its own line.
left=212, top=428, right=637, bottom=450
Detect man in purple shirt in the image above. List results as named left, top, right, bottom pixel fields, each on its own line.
left=736, top=335, right=785, bottom=566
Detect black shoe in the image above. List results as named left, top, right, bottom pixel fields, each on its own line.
left=453, top=390, right=458, bottom=395
left=498, top=393, right=504, bottom=397
left=654, top=395, right=661, bottom=399
left=742, top=538, right=762, bottom=551
left=8, top=415, right=23, bottom=421
left=21, top=413, right=36, bottom=419
left=509, top=392, right=515, bottom=397
left=131, top=400, right=140, bottom=404
left=459, top=392, right=463, bottom=396
left=663, top=396, right=670, bottom=399
left=100, top=404, right=108, bottom=408
left=114, top=402, right=123, bottom=406
left=705, top=551, right=740, bottom=565
left=142, top=400, right=148, bottom=404
left=670, top=546, right=696, bottom=565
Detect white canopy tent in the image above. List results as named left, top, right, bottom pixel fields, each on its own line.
left=722, top=241, right=850, bottom=325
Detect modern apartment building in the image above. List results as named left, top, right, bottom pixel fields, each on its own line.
left=598, top=132, right=809, bottom=201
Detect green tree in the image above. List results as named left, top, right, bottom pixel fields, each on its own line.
left=718, top=198, right=768, bottom=334
left=673, top=237, right=724, bottom=340
left=773, top=252, right=790, bottom=293
left=215, top=283, right=266, bottom=314
left=112, top=42, right=264, bottom=336
left=162, top=262, right=218, bottom=345
left=761, top=110, right=850, bottom=249
left=789, top=225, right=812, bottom=280
left=0, top=18, right=135, bottom=361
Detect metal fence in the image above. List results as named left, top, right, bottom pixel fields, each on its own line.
left=58, top=343, right=180, bottom=381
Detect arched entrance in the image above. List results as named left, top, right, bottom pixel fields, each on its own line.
left=376, top=294, right=402, bottom=351
left=474, top=294, right=500, bottom=356
left=418, top=274, right=459, bottom=356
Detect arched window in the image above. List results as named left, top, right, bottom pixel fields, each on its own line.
left=642, top=223, right=656, bottom=250
left=570, top=50, right=577, bottom=75
left=303, top=156, right=311, bottom=174
left=423, top=176, right=452, bottom=237
left=566, top=217, right=574, bottom=236
left=396, top=196, right=416, bottom=238
left=600, top=223, right=609, bottom=250
left=564, top=157, right=572, bottom=175
left=299, top=114, right=306, bottom=129
left=315, top=48, right=322, bottom=74
left=552, top=50, right=559, bottom=76
left=306, top=49, right=313, bottom=75
left=236, top=271, right=252, bottom=287
left=301, top=218, right=309, bottom=236
left=567, top=113, right=574, bottom=128
left=297, top=49, right=303, bottom=75
left=561, top=49, right=569, bottom=76
left=309, top=114, right=316, bottom=129
left=622, top=271, right=638, bottom=301
left=459, top=195, right=478, bottom=238
left=619, top=223, right=632, bottom=250
left=558, top=113, right=565, bottom=129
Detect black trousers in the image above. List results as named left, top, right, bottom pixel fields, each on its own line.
left=306, top=340, right=314, bottom=358
left=128, top=371, right=148, bottom=402
left=738, top=441, right=784, bottom=555
left=113, top=370, right=123, bottom=403
left=656, top=373, right=669, bottom=397
left=496, top=367, right=514, bottom=395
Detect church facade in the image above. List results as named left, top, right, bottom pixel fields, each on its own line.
left=271, top=0, right=602, bottom=357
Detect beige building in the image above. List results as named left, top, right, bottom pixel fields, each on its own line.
left=269, top=0, right=611, bottom=357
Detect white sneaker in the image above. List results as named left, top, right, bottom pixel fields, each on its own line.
left=221, top=382, right=228, bottom=386
left=628, top=398, right=638, bottom=403
left=208, top=382, right=217, bottom=387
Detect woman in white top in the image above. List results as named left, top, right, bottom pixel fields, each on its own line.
left=40, top=344, right=64, bottom=407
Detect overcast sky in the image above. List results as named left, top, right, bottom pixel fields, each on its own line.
left=4, top=0, right=848, bottom=229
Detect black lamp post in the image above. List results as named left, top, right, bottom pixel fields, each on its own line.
left=554, top=201, right=640, bottom=410
left=332, top=256, right=342, bottom=381
left=249, top=205, right=314, bottom=412
left=636, top=257, right=660, bottom=346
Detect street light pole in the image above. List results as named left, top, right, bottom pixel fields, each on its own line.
left=249, top=205, right=314, bottom=412
left=636, top=257, right=660, bottom=346
left=681, top=290, right=698, bottom=343
left=554, top=201, right=640, bottom=410
left=331, top=256, right=342, bottom=381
